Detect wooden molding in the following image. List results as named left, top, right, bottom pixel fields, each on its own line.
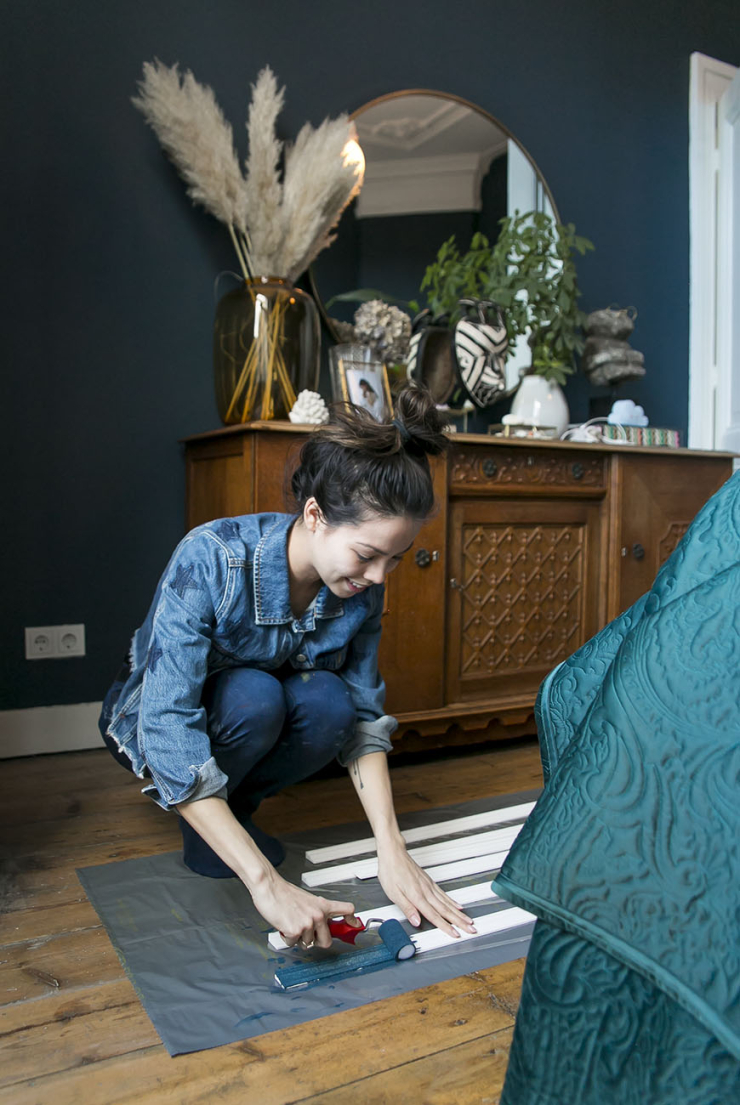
left=302, top=826, right=521, bottom=887
left=423, top=850, right=512, bottom=883
left=305, top=801, right=535, bottom=864
left=411, top=906, right=535, bottom=953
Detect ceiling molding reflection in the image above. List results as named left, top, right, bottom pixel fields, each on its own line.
left=356, top=100, right=472, bottom=152
left=356, top=145, right=507, bottom=218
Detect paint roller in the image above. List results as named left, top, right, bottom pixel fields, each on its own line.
left=274, top=918, right=416, bottom=991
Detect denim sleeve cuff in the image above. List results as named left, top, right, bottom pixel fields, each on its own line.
left=141, top=756, right=229, bottom=810
left=337, top=715, right=398, bottom=766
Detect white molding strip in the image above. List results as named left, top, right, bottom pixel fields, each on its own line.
left=268, top=879, right=500, bottom=951
left=303, top=846, right=511, bottom=890
left=0, top=701, right=104, bottom=758
left=411, top=906, right=535, bottom=953
left=269, top=902, right=534, bottom=955
left=423, top=849, right=510, bottom=884
left=301, top=826, right=521, bottom=887
left=305, top=801, right=535, bottom=865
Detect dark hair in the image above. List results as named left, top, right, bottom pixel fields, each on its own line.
left=290, top=385, right=449, bottom=525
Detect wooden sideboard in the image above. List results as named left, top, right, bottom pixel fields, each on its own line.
left=183, top=422, right=734, bottom=748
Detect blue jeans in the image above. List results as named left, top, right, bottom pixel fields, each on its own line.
left=100, top=665, right=356, bottom=814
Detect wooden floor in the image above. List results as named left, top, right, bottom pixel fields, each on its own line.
left=0, top=737, right=542, bottom=1105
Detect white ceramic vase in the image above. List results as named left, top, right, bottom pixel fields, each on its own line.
left=509, top=373, right=570, bottom=437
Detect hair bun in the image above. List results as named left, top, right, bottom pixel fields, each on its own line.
left=289, top=384, right=447, bottom=525
left=391, top=417, right=412, bottom=445
left=393, top=385, right=449, bottom=457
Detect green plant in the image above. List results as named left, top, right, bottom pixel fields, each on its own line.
left=417, top=212, right=594, bottom=385
left=413, top=232, right=496, bottom=320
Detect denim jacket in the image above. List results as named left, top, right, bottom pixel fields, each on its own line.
left=104, top=513, right=397, bottom=810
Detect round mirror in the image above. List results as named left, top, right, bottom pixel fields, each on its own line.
left=311, top=90, right=559, bottom=396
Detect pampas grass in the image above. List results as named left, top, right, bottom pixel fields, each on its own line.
left=242, top=67, right=285, bottom=276
left=276, top=116, right=363, bottom=282
left=132, top=60, right=252, bottom=276
left=132, top=60, right=364, bottom=281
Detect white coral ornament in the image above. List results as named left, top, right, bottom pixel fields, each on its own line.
left=289, top=390, right=330, bottom=424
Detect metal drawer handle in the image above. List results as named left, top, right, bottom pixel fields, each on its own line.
left=415, top=548, right=431, bottom=568
left=632, top=543, right=645, bottom=560
left=482, top=458, right=498, bottom=478
left=572, top=462, right=585, bottom=480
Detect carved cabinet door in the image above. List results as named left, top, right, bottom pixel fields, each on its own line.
left=445, top=497, right=605, bottom=705
left=612, top=454, right=731, bottom=617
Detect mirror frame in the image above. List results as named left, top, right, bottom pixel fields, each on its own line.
left=309, top=88, right=560, bottom=345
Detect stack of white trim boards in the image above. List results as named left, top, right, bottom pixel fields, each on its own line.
left=268, top=801, right=537, bottom=953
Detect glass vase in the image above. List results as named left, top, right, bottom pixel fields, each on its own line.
left=213, top=277, right=320, bottom=425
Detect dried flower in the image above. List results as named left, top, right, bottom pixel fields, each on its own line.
left=354, top=301, right=412, bottom=365
left=132, top=60, right=248, bottom=233
left=276, top=118, right=363, bottom=283
left=329, top=318, right=357, bottom=344
left=132, top=61, right=364, bottom=283
left=242, top=66, right=285, bottom=275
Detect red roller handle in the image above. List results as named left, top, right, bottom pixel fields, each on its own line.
left=328, top=918, right=366, bottom=945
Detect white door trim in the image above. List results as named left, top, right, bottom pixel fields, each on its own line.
left=689, top=52, right=738, bottom=449
left=716, top=67, right=740, bottom=452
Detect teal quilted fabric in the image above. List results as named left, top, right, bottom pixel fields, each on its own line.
left=502, top=921, right=740, bottom=1103
left=494, top=471, right=740, bottom=1100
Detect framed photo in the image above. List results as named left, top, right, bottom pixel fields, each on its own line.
left=329, top=344, right=393, bottom=422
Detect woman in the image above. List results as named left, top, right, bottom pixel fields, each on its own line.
left=355, top=376, right=383, bottom=419
left=99, top=386, right=475, bottom=951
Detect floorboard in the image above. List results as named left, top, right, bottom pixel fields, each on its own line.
left=0, top=737, right=542, bottom=1104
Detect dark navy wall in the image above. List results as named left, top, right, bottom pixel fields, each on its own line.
left=2, top=0, right=739, bottom=710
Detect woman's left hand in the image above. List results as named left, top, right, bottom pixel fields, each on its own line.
left=376, top=840, right=477, bottom=938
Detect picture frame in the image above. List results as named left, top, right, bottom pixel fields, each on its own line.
left=328, top=343, right=393, bottom=422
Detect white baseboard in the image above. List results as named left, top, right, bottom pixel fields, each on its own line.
left=0, top=701, right=104, bottom=758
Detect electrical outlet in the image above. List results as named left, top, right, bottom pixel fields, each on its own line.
left=25, top=624, right=86, bottom=659
left=56, top=624, right=86, bottom=657
left=25, top=627, right=57, bottom=658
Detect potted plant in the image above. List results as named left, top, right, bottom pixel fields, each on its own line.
left=416, top=211, right=594, bottom=387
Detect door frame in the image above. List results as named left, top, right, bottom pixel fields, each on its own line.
left=688, top=52, right=738, bottom=449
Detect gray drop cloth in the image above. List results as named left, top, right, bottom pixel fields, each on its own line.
left=77, top=789, right=539, bottom=1055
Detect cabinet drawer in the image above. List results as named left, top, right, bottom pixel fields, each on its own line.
left=449, top=445, right=606, bottom=495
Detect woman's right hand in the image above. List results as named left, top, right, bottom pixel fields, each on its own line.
left=175, top=797, right=358, bottom=947
left=249, top=869, right=358, bottom=949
